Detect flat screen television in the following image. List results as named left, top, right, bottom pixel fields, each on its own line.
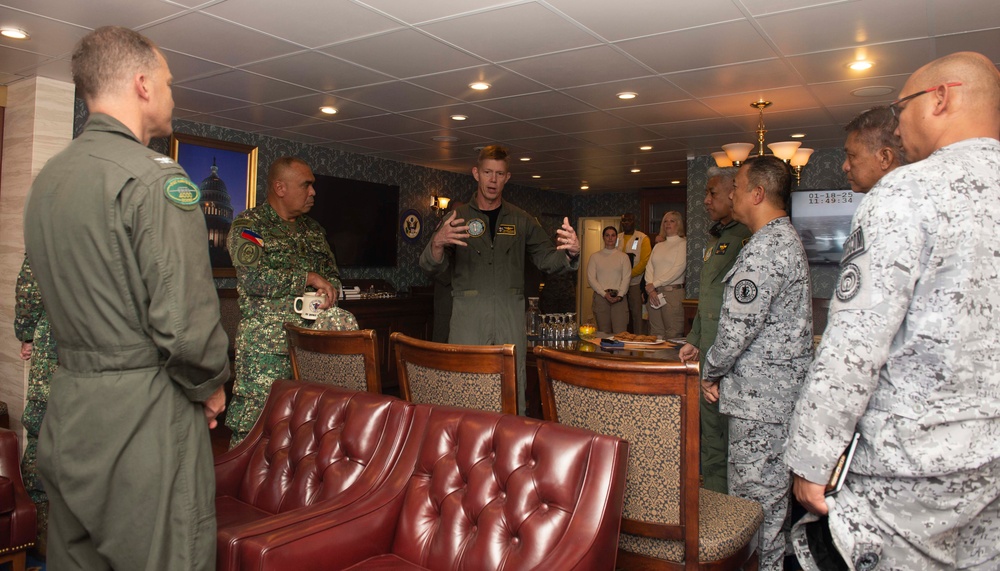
left=790, top=189, right=863, bottom=264
left=310, top=174, right=399, bottom=267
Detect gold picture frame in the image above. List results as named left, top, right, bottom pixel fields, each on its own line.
left=169, top=133, right=258, bottom=277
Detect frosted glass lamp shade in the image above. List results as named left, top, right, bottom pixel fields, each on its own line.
left=767, top=141, right=801, bottom=161
left=711, top=152, right=733, bottom=167
left=722, top=143, right=754, bottom=164
left=791, top=148, right=814, bottom=167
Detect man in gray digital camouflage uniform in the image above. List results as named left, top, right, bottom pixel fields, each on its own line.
left=703, top=155, right=813, bottom=571
left=226, top=157, right=340, bottom=447
left=786, top=52, right=1000, bottom=571
left=842, top=105, right=907, bottom=194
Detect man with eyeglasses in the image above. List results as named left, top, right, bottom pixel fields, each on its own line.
left=786, top=52, right=1000, bottom=571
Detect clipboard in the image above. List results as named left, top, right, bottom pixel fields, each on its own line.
left=825, top=431, right=861, bottom=497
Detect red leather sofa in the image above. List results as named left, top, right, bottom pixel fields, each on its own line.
left=0, top=428, right=36, bottom=571
left=214, top=381, right=413, bottom=571
left=217, top=381, right=629, bottom=570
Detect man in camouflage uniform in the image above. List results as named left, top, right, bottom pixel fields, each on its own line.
left=420, top=145, right=580, bottom=412
left=24, top=27, right=228, bottom=570
left=678, top=167, right=751, bottom=494
left=226, top=156, right=340, bottom=446
left=703, top=156, right=813, bottom=571
left=786, top=52, right=1000, bottom=571
left=13, top=256, right=56, bottom=549
left=842, top=105, right=907, bottom=194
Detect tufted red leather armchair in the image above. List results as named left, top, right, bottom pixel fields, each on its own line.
left=0, top=428, right=36, bottom=571
left=214, top=380, right=413, bottom=571
left=236, top=403, right=630, bottom=570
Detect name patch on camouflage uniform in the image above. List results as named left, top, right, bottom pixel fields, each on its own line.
left=734, top=279, right=758, bottom=304
left=468, top=219, right=486, bottom=237
left=714, top=242, right=730, bottom=256
left=163, top=177, right=200, bottom=210
left=841, top=227, right=865, bottom=264
left=497, top=223, right=516, bottom=236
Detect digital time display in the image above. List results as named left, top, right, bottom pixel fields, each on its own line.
left=806, top=191, right=854, bottom=205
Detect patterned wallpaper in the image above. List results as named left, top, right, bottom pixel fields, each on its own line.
left=74, top=102, right=850, bottom=297
left=684, top=148, right=849, bottom=300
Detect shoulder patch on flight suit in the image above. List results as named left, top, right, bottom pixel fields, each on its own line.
left=149, top=154, right=177, bottom=169
left=468, top=219, right=486, bottom=237
left=714, top=242, right=730, bottom=256
left=497, top=223, right=516, bottom=236
left=163, top=177, right=200, bottom=210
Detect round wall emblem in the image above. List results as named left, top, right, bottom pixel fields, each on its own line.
left=734, top=279, right=758, bottom=304
left=468, top=218, right=486, bottom=237
left=400, top=209, right=422, bottom=243
left=836, top=263, right=862, bottom=302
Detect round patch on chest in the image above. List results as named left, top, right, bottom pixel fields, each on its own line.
left=468, top=218, right=486, bottom=237
left=734, top=279, right=758, bottom=304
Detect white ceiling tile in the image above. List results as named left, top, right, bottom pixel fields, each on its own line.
left=808, top=75, right=909, bottom=107
left=178, top=70, right=313, bottom=103
left=406, top=65, right=548, bottom=100
left=934, top=28, right=1000, bottom=63
left=278, top=122, right=383, bottom=141
left=563, top=76, right=689, bottom=108
left=143, top=12, right=301, bottom=67
left=928, top=0, right=1000, bottom=35
left=607, top=100, right=722, bottom=125
left=616, top=20, right=778, bottom=74
left=172, top=86, right=249, bottom=113
left=726, top=108, right=834, bottom=132
left=204, top=0, right=403, bottom=48
left=475, top=91, right=594, bottom=119
left=645, top=117, right=745, bottom=139
left=355, top=0, right=523, bottom=26
left=740, top=0, right=849, bottom=17
left=254, top=128, right=328, bottom=145
left=530, top=111, right=636, bottom=133
left=504, top=134, right=592, bottom=151
left=240, top=51, right=392, bottom=92
left=785, top=39, right=936, bottom=83
left=419, top=3, right=599, bottom=62
left=213, top=105, right=321, bottom=129
left=321, top=29, right=484, bottom=79
left=452, top=121, right=555, bottom=141
left=181, top=113, right=268, bottom=133
left=401, top=104, right=516, bottom=127
left=333, top=81, right=464, bottom=112
left=666, top=59, right=804, bottom=98
left=758, top=0, right=931, bottom=55
left=338, top=114, right=439, bottom=136
left=0, top=46, right=53, bottom=75
left=265, top=94, right=386, bottom=121
left=31, top=56, right=72, bottom=84
left=0, top=7, right=88, bottom=57
left=161, top=50, right=231, bottom=82
left=501, top=45, right=654, bottom=89
left=544, top=0, right=745, bottom=42
left=700, top=87, right=824, bottom=117
left=336, top=135, right=429, bottom=152
left=572, top=126, right=662, bottom=146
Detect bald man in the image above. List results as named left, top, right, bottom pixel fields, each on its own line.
left=786, top=52, right=1000, bottom=571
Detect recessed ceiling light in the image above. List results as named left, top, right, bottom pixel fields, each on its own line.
left=532, top=175, right=541, bottom=179
left=617, top=92, right=637, bottom=100
left=469, top=82, right=491, bottom=91
left=450, top=114, right=467, bottom=121
left=850, top=86, right=896, bottom=97
left=580, top=184, right=590, bottom=190
left=432, top=135, right=458, bottom=142
left=520, top=157, right=531, bottom=162
left=847, top=60, right=874, bottom=71
left=319, top=106, right=337, bottom=115
left=639, top=145, right=653, bottom=151
left=0, top=28, right=29, bottom=40
left=791, top=133, right=806, bottom=139
left=630, top=168, right=641, bottom=173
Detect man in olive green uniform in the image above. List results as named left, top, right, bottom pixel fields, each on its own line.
left=13, top=256, right=56, bottom=549
left=420, top=145, right=580, bottom=412
left=679, top=167, right=752, bottom=494
left=23, top=27, right=228, bottom=571
left=226, top=157, right=340, bottom=446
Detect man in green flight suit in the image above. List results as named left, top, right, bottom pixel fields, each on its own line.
left=226, top=157, right=341, bottom=447
left=24, top=26, right=229, bottom=570
left=419, top=145, right=581, bottom=412
left=13, top=256, right=56, bottom=553
left=679, top=167, right=752, bottom=494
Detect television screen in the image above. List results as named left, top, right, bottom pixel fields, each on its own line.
left=790, top=190, right=863, bottom=264
left=310, top=174, right=400, bottom=267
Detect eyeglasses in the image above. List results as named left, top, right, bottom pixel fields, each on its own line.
left=889, top=82, right=962, bottom=117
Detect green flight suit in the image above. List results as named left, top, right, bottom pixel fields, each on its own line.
left=24, top=113, right=229, bottom=571
left=686, top=220, right=751, bottom=493
left=226, top=202, right=340, bottom=446
left=419, top=200, right=577, bottom=411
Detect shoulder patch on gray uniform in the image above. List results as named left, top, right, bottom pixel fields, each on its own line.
left=734, top=279, right=758, bottom=303
left=841, top=227, right=866, bottom=264
left=836, top=263, right=862, bottom=302
left=163, top=176, right=200, bottom=210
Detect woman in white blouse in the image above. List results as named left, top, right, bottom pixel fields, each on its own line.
left=587, top=226, right=632, bottom=334
left=645, top=211, right=687, bottom=338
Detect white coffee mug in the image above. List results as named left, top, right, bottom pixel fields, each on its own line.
left=294, top=292, right=325, bottom=320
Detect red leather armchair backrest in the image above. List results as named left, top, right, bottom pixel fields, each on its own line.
left=390, top=405, right=627, bottom=569
left=237, top=382, right=410, bottom=514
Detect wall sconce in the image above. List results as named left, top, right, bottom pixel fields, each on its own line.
left=790, top=148, right=814, bottom=185
left=430, top=195, right=451, bottom=215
